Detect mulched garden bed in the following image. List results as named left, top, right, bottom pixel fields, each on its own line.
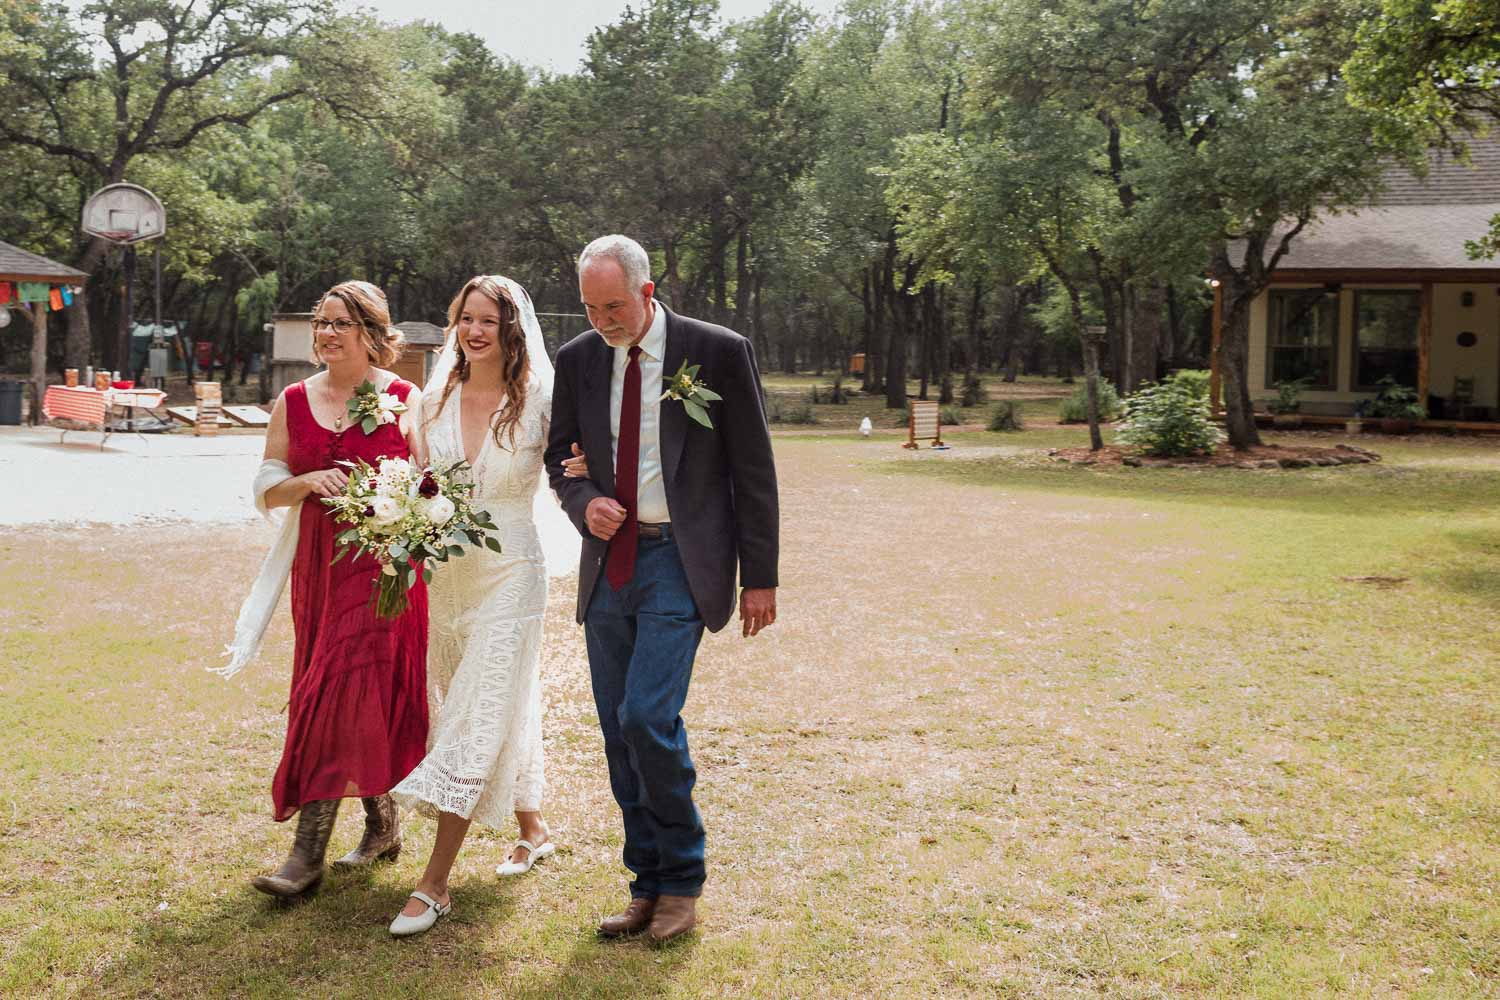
left=1048, top=443, right=1381, bottom=470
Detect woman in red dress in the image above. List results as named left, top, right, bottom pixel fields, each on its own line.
left=252, top=280, right=429, bottom=899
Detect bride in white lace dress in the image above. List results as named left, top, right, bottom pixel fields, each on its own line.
left=388, top=275, right=568, bottom=937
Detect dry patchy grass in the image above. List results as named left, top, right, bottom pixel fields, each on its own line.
left=2, top=428, right=1498, bottom=997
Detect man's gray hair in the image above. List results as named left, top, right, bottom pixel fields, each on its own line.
left=578, top=234, right=652, bottom=290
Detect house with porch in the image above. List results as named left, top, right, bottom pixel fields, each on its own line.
left=1217, top=136, right=1500, bottom=428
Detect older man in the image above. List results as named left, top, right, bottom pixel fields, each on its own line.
left=546, top=235, right=779, bottom=943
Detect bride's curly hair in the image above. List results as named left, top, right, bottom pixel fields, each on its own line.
left=429, top=275, right=531, bottom=451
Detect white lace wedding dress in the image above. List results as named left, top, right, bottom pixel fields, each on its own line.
left=391, top=375, right=550, bottom=827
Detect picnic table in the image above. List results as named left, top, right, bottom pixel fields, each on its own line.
left=42, top=384, right=170, bottom=448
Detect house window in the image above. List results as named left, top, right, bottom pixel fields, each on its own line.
left=1267, top=289, right=1338, bottom=389
left=1354, top=291, right=1421, bottom=390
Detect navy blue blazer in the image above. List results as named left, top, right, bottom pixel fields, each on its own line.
left=545, top=305, right=779, bottom=632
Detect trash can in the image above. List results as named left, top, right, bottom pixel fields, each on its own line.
left=0, top=381, right=23, bottom=425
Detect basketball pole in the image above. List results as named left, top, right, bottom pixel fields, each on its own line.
left=153, top=242, right=163, bottom=388
left=117, top=244, right=136, bottom=378
left=154, top=242, right=162, bottom=338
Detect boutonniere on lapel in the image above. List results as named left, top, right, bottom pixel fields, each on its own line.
left=660, top=359, right=721, bottom=428
left=346, top=380, right=407, bottom=434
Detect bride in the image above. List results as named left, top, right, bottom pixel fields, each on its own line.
left=387, top=275, right=561, bottom=936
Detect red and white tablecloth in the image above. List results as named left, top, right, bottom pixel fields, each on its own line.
left=43, top=385, right=167, bottom=425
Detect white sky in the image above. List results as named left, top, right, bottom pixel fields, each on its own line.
left=348, top=0, right=844, bottom=73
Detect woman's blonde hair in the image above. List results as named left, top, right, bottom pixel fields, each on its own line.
left=428, top=276, right=531, bottom=450
left=312, top=280, right=404, bottom=367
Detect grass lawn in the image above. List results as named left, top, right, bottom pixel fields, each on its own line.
left=760, top=373, right=1077, bottom=433
left=2, top=412, right=1498, bottom=997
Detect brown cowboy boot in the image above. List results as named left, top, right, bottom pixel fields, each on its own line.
left=647, top=895, right=697, bottom=944
left=331, top=795, right=401, bottom=870
left=597, top=896, right=656, bottom=938
left=251, top=799, right=340, bottom=898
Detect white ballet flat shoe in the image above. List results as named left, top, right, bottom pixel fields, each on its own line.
left=389, top=890, right=451, bottom=937
left=496, top=838, right=556, bottom=877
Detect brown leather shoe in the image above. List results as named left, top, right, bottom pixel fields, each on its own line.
left=647, top=894, right=697, bottom=944
left=598, top=896, right=656, bottom=938
left=252, top=798, right=340, bottom=898
left=331, top=795, right=401, bottom=870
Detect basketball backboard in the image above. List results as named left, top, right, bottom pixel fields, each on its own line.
left=82, top=184, right=166, bottom=244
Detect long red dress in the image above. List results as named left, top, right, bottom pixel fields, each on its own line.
left=271, top=379, right=429, bottom=820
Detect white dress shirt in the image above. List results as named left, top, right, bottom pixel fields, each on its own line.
left=609, top=300, right=670, bottom=523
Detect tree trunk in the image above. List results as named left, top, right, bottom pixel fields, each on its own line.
left=712, top=230, right=729, bottom=327
left=208, top=289, right=232, bottom=380
left=860, top=268, right=875, bottom=392
left=65, top=236, right=113, bottom=368
left=751, top=270, right=769, bottom=361
left=884, top=300, right=908, bottom=409
left=917, top=286, right=931, bottom=401
left=871, top=254, right=891, bottom=397
left=732, top=231, right=750, bottom=330
left=226, top=292, right=241, bottom=386
left=1082, top=332, right=1105, bottom=451
left=967, top=280, right=983, bottom=377
left=1058, top=275, right=1104, bottom=451
left=1130, top=280, right=1164, bottom=389
left=1095, top=272, right=1122, bottom=390
left=115, top=246, right=137, bottom=373
left=936, top=286, right=954, bottom=405
left=1165, top=282, right=1183, bottom=368
left=1219, top=279, right=1262, bottom=450
left=65, top=296, right=92, bottom=371
left=661, top=237, right=681, bottom=308
left=885, top=259, right=915, bottom=409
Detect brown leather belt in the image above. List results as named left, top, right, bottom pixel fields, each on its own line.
left=637, top=522, right=670, bottom=539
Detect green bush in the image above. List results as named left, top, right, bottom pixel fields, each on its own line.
left=1117, top=381, right=1225, bottom=457
left=1369, top=376, right=1425, bottom=420
left=1167, top=368, right=1212, bottom=401
left=1268, top=377, right=1309, bottom=415
left=766, top=394, right=817, bottom=424
left=1059, top=381, right=1124, bottom=423
left=987, top=400, right=1024, bottom=432
left=940, top=404, right=963, bottom=425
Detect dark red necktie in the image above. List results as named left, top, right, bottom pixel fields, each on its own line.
left=606, top=345, right=642, bottom=590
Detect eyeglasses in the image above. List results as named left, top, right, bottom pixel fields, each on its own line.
left=312, top=317, right=361, bottom=334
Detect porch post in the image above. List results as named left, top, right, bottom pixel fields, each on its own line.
left=29, top=302, right=46, bottom=427
left=1417, top=281, right=1432, bottom=413
left=1209, top=280, right=1223, bottom=414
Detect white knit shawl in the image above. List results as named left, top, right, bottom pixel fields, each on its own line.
left=212, top=459, right=301, bottom=679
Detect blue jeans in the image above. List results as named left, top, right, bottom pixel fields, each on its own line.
left=585, top=528, right=707, bottom=898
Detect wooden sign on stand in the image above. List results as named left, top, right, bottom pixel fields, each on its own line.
left=193, top=381, right=221, bottom=436
left=904, top=399, right=945, bottom=449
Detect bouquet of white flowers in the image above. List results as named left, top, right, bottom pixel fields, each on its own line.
left=322, top=456, right=499, bottom=618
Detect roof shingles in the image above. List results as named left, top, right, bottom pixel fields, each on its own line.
left=1375, top=134, right=1500, bottom=206
left=0, top=239, right=89, bottom=283
left=1243, top=134, right=1500, bottom=274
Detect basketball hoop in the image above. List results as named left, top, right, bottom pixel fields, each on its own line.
left=82, top=184, right=166, bottom=245
left=83, top=183, right=168, bottom=382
